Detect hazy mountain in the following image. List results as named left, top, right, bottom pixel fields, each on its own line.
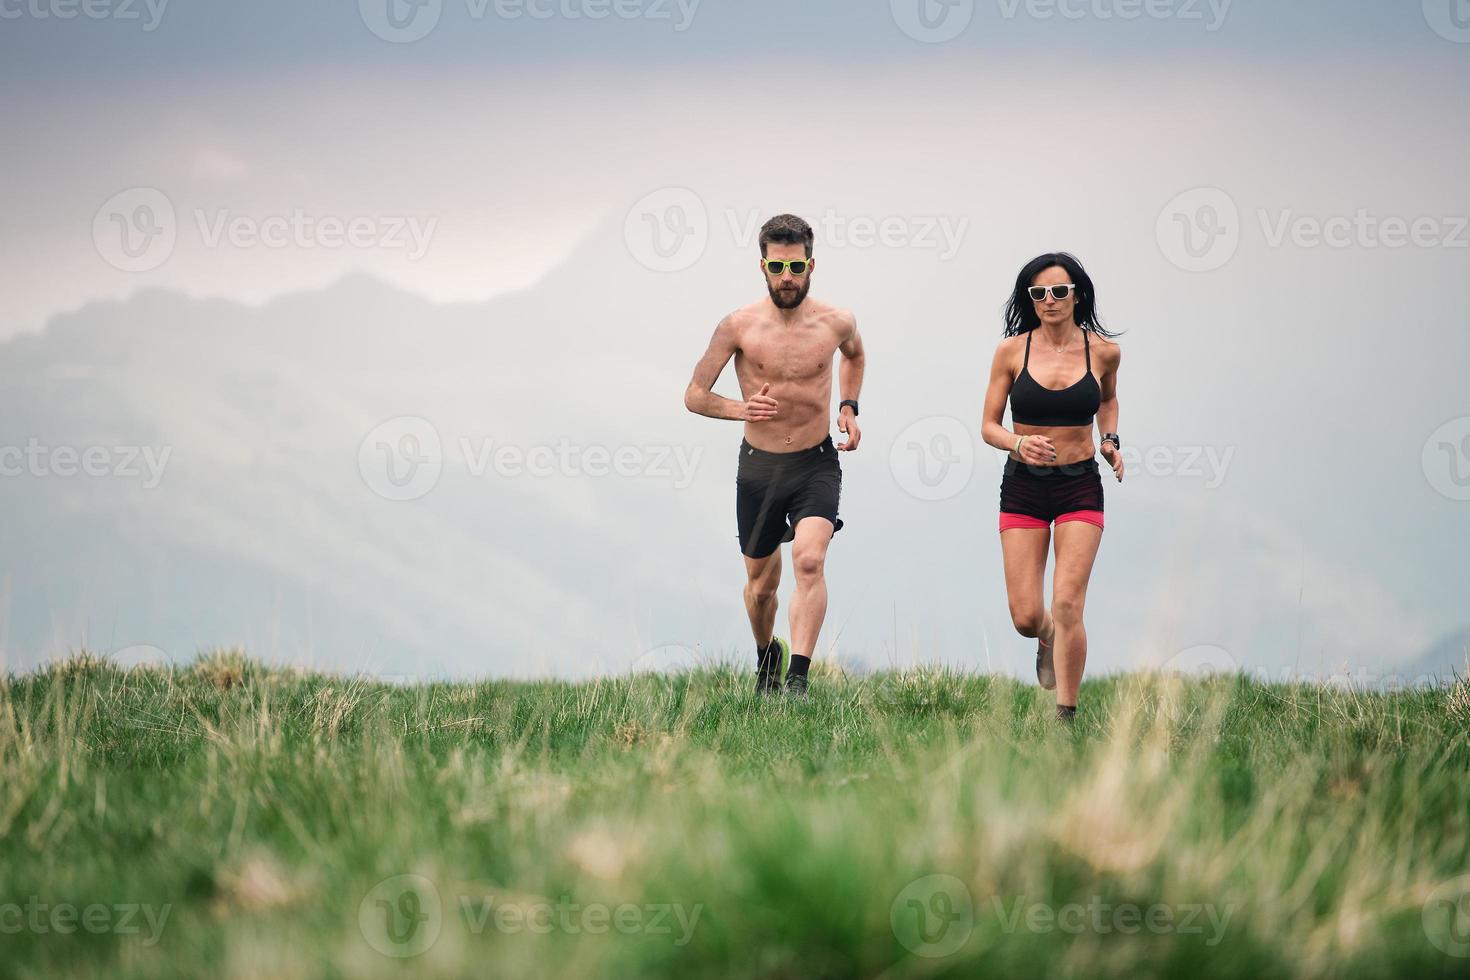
left=3, top=216, right=1467, bottom=680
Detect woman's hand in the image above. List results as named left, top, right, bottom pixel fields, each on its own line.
left=1013, top=433, right=1057, bottom=466
left=1101, top=439, right=1124, bottom=482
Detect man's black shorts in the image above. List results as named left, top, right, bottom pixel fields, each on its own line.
left=735, top=436, right=844, bottom=559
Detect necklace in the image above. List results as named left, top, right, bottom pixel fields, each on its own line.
left=1046, top=335, right=1073, bottom=354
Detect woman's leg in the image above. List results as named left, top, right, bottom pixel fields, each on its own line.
left=1050, top=519, right=1104, bottom=707
left=1001, top=526, right=1051, bottom=639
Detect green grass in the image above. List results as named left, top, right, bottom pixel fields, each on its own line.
left=3, top=650, right=1470, bottom=979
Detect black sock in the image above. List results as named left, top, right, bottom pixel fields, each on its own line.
left=786, top=654, right=811, bottom=680
left=1056, top=703, right=1077, bottom=722
left=756, top=639, right=780, bottom=676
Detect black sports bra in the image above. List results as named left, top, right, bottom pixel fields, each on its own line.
left=1009, top=328, right=1101, bottom=428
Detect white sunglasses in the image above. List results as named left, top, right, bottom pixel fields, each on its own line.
left=1028, top=283, right=1076, bottom=302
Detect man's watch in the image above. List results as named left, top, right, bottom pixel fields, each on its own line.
left=839, top=399, right=859, bottom=416
left=1101, top=432, right=1121, bottom=449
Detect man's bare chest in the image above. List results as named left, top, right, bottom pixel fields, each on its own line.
left=737, top=328, right=836, bottom=382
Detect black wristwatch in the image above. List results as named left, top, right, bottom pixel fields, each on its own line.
left=839, top=399, right=859, bottom=416
left=1101, top=432, right=1121, bottom=449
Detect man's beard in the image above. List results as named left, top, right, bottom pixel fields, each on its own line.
left=767, top=277, right=810, bottom=310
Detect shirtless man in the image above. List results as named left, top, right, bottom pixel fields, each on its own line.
left=683, top=214, right=866, bottom=696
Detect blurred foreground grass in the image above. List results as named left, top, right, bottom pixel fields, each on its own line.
left=2, top=650, right=1470, bottom=979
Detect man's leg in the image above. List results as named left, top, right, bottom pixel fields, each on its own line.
left=787, top=516, right=834, bottom=689
left=743, top=548, right=782, bottom=649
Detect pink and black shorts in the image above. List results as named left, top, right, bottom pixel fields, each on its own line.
left=998, top=455, right=1104, bottom=532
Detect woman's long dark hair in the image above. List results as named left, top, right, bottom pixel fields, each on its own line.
left=1003, top=252, right=1120, bottom=338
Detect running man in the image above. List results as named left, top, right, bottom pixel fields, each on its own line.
left=683, top=214, right=866, bottom=696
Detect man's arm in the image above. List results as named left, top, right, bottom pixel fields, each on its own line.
left=836, top=314, right=864, bottom=450
left=684, top=315, right=775, bottom=422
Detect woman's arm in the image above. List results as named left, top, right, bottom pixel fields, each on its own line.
left=1096, top=342, right=1124, bottom=481
left=982, top=340, right=1054, bottom=466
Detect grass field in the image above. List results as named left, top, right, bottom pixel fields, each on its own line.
left=3, top=650, right=1470, bottom=979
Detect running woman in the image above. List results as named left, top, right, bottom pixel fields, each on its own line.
left=981, top=253, right=1123, bottom=722
left=683, top=214, right=866, bottom=696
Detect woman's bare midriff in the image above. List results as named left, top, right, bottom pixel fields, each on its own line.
left=1011, top=423, right=1097, bottom=467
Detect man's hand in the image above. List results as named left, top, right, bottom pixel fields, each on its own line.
left=837, top=407, right=861, bottom=451
left=1101, top=439, right=1125, bottom=482
left=743, top=383, right=779, bottom=422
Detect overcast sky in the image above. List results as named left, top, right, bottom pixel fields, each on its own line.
left=2, top=1, right=1468, bottom=680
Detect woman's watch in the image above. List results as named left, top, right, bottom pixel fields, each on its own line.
left=1101, top=432, right=1121, bottom=449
